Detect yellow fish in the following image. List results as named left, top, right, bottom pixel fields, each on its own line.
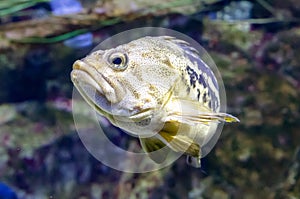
left=71, top=36, right=239, bottom=167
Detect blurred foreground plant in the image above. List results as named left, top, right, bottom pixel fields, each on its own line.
left=0, top=0, right=50, bottom=17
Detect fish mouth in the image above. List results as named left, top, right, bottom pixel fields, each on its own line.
left=71, top=60, right=159, bottom=121
left=71, top=60, right=118, bottom=114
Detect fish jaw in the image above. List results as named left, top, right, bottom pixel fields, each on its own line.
left=71, top=59, right=129, bottom=118
left=72, top=60, right=122, bottom=103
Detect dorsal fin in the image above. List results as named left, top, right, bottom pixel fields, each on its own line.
left=158, top=36, right=221, bottom=111
left=158, top=36, right=200, bottom=58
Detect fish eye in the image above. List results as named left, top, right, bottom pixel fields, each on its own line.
left=108, top=52, right=128, bottom=71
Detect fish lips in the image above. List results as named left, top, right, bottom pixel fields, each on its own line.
left=71, top=60, right=116, bottom=114
left=71, top=60, right=158, bottom=121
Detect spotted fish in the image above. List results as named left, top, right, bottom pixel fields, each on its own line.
left=71, top=36, right=239, bottom=167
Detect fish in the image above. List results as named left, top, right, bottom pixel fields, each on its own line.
left=71, top=36, right=239, bottom=168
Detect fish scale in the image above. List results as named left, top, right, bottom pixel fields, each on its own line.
left=184, top=58, right=219, bottom=111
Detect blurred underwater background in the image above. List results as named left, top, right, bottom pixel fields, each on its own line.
left=0, top=0, right=300, bottom=198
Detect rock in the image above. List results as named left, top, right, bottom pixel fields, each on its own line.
left=0, top=104, right=17, bottom=125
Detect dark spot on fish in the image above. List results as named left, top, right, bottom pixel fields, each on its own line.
left=132, top=90, right=140, bottom=99
left=162, top=58, right=173, bottom=68
left=187, top=66, right=193, bottom=75
left=203, top=92, right=207, bottom=103
left=141, top=53, right=148, bottom=57
left=184, top=48, right=219, bottom=91
left=187, top=87, right=191, bottom=94
left=181, top=72, right=186, bottom=82
left=186, top=66, right=197, bottom=88
left=209, top=90, right=219, bottom=111
left=149, top=84, right=156, bottom=91
left=135, top=118, right=151, bottom=126
left=198, top=74, right=207, bottom=88
left=197, top=89, right=200, bottom=100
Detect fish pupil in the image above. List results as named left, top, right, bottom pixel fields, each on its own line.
left=112, top=57, right=122, bottom=65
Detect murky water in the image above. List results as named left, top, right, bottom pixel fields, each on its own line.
left=0, top=0, right=299, bottom=198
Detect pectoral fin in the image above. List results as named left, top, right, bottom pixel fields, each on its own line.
left=140, top=137, right=170, bottom=163
left=159, top=121, right=200, bottom=157
left=140, top=120, right=201, bottom=163
left=158, top=130, right=200, bottom=157
left=166, top=99, right=239, bottom=125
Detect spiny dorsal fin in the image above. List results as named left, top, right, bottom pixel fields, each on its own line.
left=159, top=36, right=200, bottom=57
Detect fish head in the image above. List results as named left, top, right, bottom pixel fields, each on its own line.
left=71, top=37, right=181, bottom=133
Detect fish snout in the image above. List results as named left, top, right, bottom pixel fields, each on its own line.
left=71, top=59, right=126, bottom=104
left=72, top=60, right=86, bottom=70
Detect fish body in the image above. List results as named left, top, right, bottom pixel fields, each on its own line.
left=71, top=36, right=239, bottom=167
